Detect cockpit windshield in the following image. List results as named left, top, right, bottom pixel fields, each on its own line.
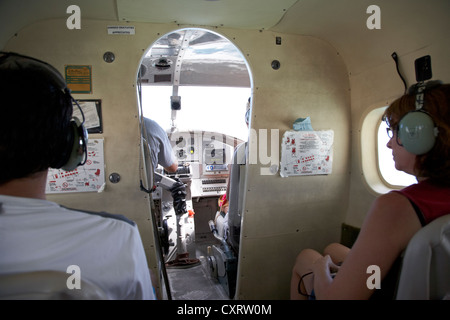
left=139, top=28, right=252, bottom=141
left=141, top=85, right=250, bottom=141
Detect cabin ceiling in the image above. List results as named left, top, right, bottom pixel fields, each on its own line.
left=116, top=0, right=297, bottom=29
left=1, top=0, right=449, bottom=85
left=272, top=0, right=450, bottom=78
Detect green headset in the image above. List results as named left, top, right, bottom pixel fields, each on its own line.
left=398, top=81, right=441, bottom=155
left=0, top=52, right=88, bottom=171
left=392, top=53, right=441, bottom=155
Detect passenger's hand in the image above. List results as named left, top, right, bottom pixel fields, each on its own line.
left=309, top=254, right=341, bottom=299
left=312, top=255, right=340, bottom=277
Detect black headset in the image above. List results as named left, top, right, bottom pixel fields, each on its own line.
left=397, top=80, right=441, bottom=155
left=0, top=52, right=88, bottom=171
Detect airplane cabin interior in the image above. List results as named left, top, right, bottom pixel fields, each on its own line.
left=0, top=0, right=449, bottom=300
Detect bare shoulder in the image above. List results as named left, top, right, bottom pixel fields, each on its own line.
left=371, top=191, right=413, bottom=212
left=360, top=191, right=422, bottom=254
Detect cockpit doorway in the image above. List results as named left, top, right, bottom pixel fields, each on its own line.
left=137, top=28, right=253, bottom=300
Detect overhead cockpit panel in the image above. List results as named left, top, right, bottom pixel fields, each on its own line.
left=140, top=29, right=251, bottom=87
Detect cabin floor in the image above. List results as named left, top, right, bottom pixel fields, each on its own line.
left=159, top=196, right=231, bottom=300
left=165, top=242, right=229, bottom=300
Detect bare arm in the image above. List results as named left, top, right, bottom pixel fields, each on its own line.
left=164, top=160, right=178, bottom=173
left=313, top=192, right=421, bottom=299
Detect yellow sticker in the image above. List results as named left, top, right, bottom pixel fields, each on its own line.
left=65, top=65, right=92, bottom=94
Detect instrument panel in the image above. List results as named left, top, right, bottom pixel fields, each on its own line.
left=168, top=131, right=242, bottom=198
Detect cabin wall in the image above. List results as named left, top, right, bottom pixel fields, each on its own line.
left=4, top=19, right=351, bottom=299
left=235, top=33, right=351, bottom=299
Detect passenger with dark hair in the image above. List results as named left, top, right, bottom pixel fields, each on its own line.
left=0, top=52, right=155, bottom=299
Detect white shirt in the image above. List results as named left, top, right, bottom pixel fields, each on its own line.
left=0, top=195, right=155, bottom=300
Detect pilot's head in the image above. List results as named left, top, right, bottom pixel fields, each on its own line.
left=245, top=97, right=251, bottom=126
left=0, top=52, right=74, bottom=184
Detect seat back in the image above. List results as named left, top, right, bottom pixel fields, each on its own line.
left=396, top=214, right=450, bottom=300
left=0, top=270, right=109, bottom=300
left=227, top=142, right=247, bottom=251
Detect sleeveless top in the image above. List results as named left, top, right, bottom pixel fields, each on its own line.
left=392, top=179, right=450, bottom=226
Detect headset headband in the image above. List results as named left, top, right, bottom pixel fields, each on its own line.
left=415, top=82, right=426, bottom=110
left=0, top=51, right=68, bottom=93
left=0, top=51, right=88, bottom=170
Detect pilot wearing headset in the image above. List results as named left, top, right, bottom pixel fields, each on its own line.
left=0, top=52, right=155, bottom=300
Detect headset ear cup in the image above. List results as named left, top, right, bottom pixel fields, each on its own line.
left=61, top=119, right=88, bottom=171
left=398, top=111, right=437, bottom=155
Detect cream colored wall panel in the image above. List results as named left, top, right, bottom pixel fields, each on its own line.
left=234, top=33, right=350, bottom=298
left=237, top=227, right=339, bottom=299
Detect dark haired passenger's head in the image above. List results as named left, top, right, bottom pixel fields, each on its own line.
left=0, top=53, right=73, bottom=184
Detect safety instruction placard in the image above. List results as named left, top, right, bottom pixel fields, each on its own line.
left=280, top=130, right=334, bottom=177
left=45, top=139, right=105, bottom=193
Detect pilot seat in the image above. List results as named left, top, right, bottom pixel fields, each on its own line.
left=207, top=142, right=247, bottom=299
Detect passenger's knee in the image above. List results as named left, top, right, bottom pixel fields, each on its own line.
left=295, top=248, right=316, bottom=260
left=323, top=243, right=342, bottom=255
left=294, top=248, right=321, bottom=270
left=323, top=242, right=350, bottom=264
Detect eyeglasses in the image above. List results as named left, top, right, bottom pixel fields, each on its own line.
left=386, top=127, right=396, bottom=138
left=386, top=125, right=403, bottom=146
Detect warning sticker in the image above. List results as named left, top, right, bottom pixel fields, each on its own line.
left=45, top=139, right=105, bottom=194
left=280, top=130, right=334, bottom=177
left=65, top=65, right=92, bottom=94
